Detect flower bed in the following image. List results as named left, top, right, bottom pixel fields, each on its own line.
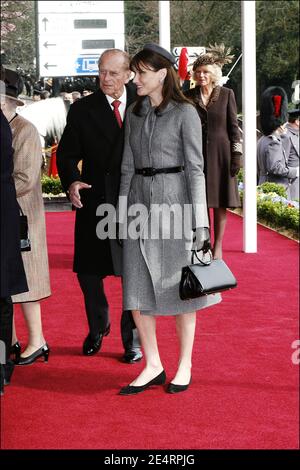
left=238, top=179, right=299, bottom=240
left=41, top=176, right=72, bottom=211
left=41, top=175, right=65, bottom=196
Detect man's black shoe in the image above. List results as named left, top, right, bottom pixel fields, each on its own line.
left=82, top=324, right=110, bottom=356
left=122, top=348, right=143, bottom=364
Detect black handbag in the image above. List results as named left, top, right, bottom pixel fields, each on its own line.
left=179, top=250, right=237, bottom=300
left=18, top=204, right=31, bottom=252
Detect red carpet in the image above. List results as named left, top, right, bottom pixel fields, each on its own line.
left=0, top=211, right=298, bottom=449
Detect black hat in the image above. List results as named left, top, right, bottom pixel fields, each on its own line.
left=0, top=67, right=24, bottom=106
left=260, top=86, right=288, bottom=135
left=288, top=108, right=300, bottom=119
left=143, top=43, right=175, bottom=65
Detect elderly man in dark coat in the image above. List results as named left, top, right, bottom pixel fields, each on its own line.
left=57, top=49, right=142, bottom=363
left=0, top=108, right=28, bottom=393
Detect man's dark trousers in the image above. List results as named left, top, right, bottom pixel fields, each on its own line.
left=77, top=274, right=140, bottom=352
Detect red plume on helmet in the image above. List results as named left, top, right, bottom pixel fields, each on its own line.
left=260, top=86, right=288, bottom=135
left=178, top=48, right=189, bottom=81
left=272, top=95, right=282, bottom=117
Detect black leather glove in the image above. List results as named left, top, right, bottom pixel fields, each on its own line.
left=192, top=227, right=211, bottom=252
left=230, top=153, right=242, bottom=177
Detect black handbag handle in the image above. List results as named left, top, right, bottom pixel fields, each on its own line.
left=17, top=202, right=25, bottom=216
left=192, top=249, right=213, bottom=266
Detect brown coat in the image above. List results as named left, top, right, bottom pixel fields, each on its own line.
left=185, top=86, right=241, bottom=208
left=10, top=115, right=51, bottom=303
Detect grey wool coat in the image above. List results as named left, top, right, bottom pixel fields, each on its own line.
left=282, top=125, right=299, bottom=200
left=119, top=98, right=221, bottom=315
left=257, top=134, right=298, bottom=199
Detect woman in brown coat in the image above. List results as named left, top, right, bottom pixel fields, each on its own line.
left=1, top=69, right=51, bottom=365
left=185, top=47, right=242, bottom=259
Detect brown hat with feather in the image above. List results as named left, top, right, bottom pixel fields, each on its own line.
left=192, top=43, right=234, bottom=71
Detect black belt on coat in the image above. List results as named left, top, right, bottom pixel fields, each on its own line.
left=135, top=166, right=184, bottom=177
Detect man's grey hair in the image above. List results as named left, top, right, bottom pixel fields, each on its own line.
left=98, top=49, right=130, bottom=70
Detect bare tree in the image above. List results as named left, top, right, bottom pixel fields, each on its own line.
left=124, top=1, right=159, bottom=55
left=1, top=0, right=35, bottom=71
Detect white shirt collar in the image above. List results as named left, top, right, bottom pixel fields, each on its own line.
left=105, top=87, right=127, bottom=107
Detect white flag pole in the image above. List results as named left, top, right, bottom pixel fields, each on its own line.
left=242, top=1, right=257, bottom=252
left=159, top=1, right=171, bottom=51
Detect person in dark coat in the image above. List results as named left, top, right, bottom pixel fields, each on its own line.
left=0, top=108, right=28, bottom=393
left=257, top=87, right=298, bottom=199
left=57, top=49, right=142, bottom=363
left=185, top=46, right=242, bottom=259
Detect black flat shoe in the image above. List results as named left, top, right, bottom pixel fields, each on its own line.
left=82, top=324, right=111, bottom=356
left=122, top=348, right=143, bottom=364
left=167, top=378, right=192, bottom=394
left=16, top=344, right=50, bottom=366
left=119, top=370, right=166, bottom=395
left=10, top=341, right=21, bottom=363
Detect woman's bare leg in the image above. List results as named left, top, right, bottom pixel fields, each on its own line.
left=11, top=315, right=18, bottom=345
left=213, top=207, right=227, bottom=259
left=19, top=302, right=46, bottom=358
left=128, top=310, right=164, bottom=386
left=171, top=312, right=196, bottom=385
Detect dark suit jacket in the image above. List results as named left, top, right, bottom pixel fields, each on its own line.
left=0, top=110, right=28, bottom=297
left=57, top=84, right=136, bottom=276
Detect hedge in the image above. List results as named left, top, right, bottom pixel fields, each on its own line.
left=41, top=175, right=64, bottom=195
left=238, top=178, right=299, bottom=237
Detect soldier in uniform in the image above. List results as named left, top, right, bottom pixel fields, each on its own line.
left=282, top=109, right=299, bottom=200
left=257, top=87, right=299, bottom=198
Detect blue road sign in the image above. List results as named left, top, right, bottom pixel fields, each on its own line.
left=76, top=57, right=99, bottom=75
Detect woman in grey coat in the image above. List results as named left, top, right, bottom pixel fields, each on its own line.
left=118, top=44, right=221, bottom=395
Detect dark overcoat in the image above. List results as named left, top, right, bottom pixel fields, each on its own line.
left=185, top=85, right=241, bottom=208
left=57, top=85, right=136, bottom=276
left=0, top=110, right=28, bottom=297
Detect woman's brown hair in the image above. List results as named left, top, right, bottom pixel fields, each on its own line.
left=130, top=49, right=192, bottom=115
